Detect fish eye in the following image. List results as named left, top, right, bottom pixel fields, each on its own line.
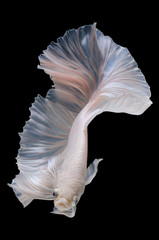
left=53, top=191, right=58, bottom=199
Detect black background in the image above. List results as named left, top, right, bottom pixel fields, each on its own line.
left=2, top=2, right=158, bottom=238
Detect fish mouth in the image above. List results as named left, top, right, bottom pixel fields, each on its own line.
left=54, top=197, right=71, bottom=210
left=52, top=195, right=79, bottom=217
left=53, top=197, right=76, bottom=217
left=52, top=206, right=76, bottom=218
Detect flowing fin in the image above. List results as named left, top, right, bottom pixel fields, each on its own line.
left=8, top=182, right=33, bottom=207
left=38, top=23, right=152, bottom=124
left=17, top=90, right=77, bottom=173
left=8, top=169, right=55, bottom=207
left=38, top=23, right=102, bottom=112
left=85, top=159, right=103, bottom=185
left=9, top=90, right=77, bottom=206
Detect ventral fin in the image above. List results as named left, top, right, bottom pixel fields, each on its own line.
left=85, top=158, right=103, bottom=185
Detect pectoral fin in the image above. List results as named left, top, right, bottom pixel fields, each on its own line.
left=85, top=158, right=103, bottom=185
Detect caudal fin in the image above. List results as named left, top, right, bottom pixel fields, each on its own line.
left=38, top=23, right=152, bottom=126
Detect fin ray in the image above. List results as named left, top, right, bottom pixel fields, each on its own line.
left=17, top=90, right=77, bottom=172
left=39, top=24, right=151, bottom=123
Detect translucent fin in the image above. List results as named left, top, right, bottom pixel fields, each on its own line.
left=85, top=159, right=103, bottom=185
left=9, top=89, right=77, bottom=205
left=38, top=23, right=152, bottom=125
left=17, top=89, right=77, bottom=173
left=8, top=169, right=55, bottom=207
left=84, top=39, right=152, bottom=124
left=38, top=23, right=103, bottom=112
left=8, top=183, right=33, bottom=207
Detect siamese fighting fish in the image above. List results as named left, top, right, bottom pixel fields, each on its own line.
left=9, top=23, right=152, bottom=217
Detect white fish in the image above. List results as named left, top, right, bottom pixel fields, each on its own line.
left=8, top=23, right=152, bottom=217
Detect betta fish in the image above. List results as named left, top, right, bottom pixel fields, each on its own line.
left=8, top=23, right=152, bottom=217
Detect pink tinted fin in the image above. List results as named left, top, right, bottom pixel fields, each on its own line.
left=38, top=23, right=152, bottom=126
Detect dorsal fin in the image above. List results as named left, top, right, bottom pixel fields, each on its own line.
left=17, top=90, right=77, bottom=173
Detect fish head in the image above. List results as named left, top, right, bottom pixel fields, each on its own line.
left=52, top=195, right=80, bottom=218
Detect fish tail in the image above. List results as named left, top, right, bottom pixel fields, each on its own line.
left=39, top=23, right=151, bottom=127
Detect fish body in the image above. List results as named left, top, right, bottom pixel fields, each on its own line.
left=9, top=23, right=152, bottom=217
left=54, top=112, right=88, bottom=217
